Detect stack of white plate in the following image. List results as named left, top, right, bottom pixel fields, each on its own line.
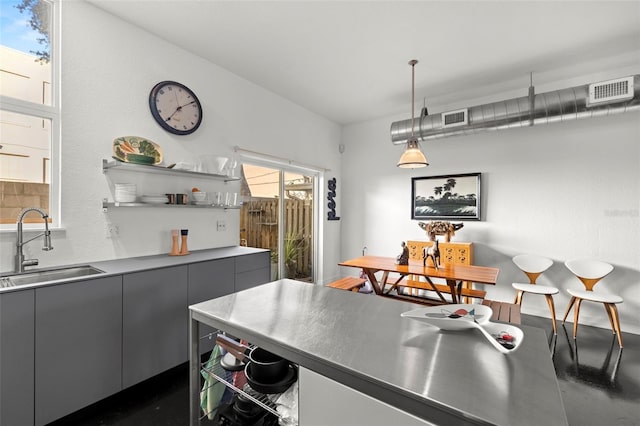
left=115, top=183, right=137, bottom=202
left=141, top=194, right=169, bottom=204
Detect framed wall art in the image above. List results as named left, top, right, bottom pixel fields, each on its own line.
left=411, top=173, right=481, bottom=220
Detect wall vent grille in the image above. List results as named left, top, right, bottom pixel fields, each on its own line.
left=441, top=109, right=468, bottom=128
left=588, top=76, right=634, bottom=105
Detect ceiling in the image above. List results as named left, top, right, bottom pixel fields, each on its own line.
left=87, top=1, right=640, bottom=125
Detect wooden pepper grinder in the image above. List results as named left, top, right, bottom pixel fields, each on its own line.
left=170, top=229, right=180, bottom=256
left=180, top=229, right=189, bottom=255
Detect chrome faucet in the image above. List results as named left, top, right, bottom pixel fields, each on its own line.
left=15, top=207, right=53, bottom=273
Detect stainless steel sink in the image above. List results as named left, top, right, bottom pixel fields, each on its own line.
left=0, top=266, right=105, bottom=288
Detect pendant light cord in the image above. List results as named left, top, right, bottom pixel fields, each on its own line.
left=409, top=59, right=418, bottom=138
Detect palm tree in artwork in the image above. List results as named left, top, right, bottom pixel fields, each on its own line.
left=443, top=178, right=457, bottom=192
left=434, top=186, right=443, bottom=197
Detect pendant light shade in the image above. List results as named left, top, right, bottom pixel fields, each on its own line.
left=397, top=59, right=428, bottom=168
left=397, top=136, right=428, bottom=168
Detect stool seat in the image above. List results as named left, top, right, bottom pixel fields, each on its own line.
left=512, top=283, right=559, bottom=295
left=567, top=288, right=623, bottom=304
left=327, top=277, right=366, bottom=292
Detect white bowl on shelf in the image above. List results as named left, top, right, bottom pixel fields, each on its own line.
left=191, top=191, right=207, bottom=202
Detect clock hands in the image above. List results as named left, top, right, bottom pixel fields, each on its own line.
left=165, top=100, right=196, bottom=122
left=165, top=107, right=181, bottom=122
left=164, top=90, right=182, bottom=122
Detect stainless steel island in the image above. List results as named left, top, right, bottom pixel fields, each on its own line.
left=189, top=279, right=568, bottom=426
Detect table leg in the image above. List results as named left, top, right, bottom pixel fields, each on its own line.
left=363, top=268, right=383, bottom=295
left=384, top=274, right=408, bottom=295
left=446, top=279, right=459, bottom=304
left=424, top=277, right=447, bottom=303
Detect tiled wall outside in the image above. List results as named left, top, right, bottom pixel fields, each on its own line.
left=0, top=181, right=49, bottom=224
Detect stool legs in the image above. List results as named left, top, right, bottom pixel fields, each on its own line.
left=562, top=296, right=576, bottom=323
left=606, top=303, right=624, bottom=348
left=563, top=296, right=623, bottom=348
left=572, top=298, right=583, bottom=340
left=514, top=290, right=524, bottom=305
left=604, top=303, right=616, bottom=334
left=544, top=294, right=558, bottom=335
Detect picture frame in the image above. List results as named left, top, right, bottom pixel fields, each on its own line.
left=411, top=173, right=481, bottom=220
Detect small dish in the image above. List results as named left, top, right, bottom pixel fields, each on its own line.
left=401, top=303, right=492, bottom=330
left=472, top=321, right=524, bottom=354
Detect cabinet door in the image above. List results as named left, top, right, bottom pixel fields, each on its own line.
left=188, top=258, right=235, bottom=353
left=35, top=277, right=122, bottom=426
left=122, top=266, right=188, bottom=388
left=235, top=252, right=270, bottom=292
left=0, top=290, right=35, bottom=426
left=299, top=367, right=431, bottom=426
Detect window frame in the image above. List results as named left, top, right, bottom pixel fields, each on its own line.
left=0, top=0, right=61, bottom=230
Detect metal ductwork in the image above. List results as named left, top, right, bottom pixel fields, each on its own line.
left=391, top=74, right=640, bottom=144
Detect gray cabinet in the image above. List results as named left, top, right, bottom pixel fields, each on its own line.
left=188, top=258, right=235, bottom=353
left=0, top=249, right=269, bottom=426
left=122, top=266, right=188, bottom=388
left=0, top=290, right=35, bottom=426
left=235, top=252, right=270, bottom=292
left=34, top=276, right=122, bottom=426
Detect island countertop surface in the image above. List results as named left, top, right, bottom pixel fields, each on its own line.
left=189, top=279, right=568, bottom=426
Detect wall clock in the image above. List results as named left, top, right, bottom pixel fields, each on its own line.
left=149, top=81, right=203, bottom=135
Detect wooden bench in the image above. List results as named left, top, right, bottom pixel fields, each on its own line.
left=327, top=277, right=366, bottom=292
left=398, top=279, right=486, bottom=303
left=482, top=300, right=521, bottom=324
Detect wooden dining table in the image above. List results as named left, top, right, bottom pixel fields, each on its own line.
left=339, top=255, right=499, bottom=305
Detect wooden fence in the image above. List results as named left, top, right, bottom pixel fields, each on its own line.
left=240, top=197, right=313, bottom=279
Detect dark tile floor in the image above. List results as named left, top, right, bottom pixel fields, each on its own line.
left=49, top=315, right=639, bottom=426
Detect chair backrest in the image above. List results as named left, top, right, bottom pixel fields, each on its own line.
left=565, top=259, right=614, bottom=291
left=512, top=254, right=553, bottom=283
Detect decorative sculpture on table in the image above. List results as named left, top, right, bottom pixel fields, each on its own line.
left=423, top=239, right=441, bottom=269
left=418, top=221, right=464, bottom=242
left=396, top=241, right=409, bottom=265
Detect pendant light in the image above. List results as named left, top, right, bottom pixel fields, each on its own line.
left=397, top=59, right=429, bottom=168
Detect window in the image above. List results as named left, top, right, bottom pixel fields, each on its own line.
left=0, top=0, right=59, bottom=227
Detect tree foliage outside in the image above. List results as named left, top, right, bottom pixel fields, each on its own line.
left=16, top=0, right=50, bottom=63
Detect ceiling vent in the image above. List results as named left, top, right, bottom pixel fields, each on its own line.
left=588, top=76, right=634, bottom=106
left=441, top=108, right=468, bottom=128
left=390, top=74, right=640, bottom=144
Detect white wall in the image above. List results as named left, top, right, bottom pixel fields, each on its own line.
left=1, top=1, right=637, bottom=336
left=340, top=85, right=640, bottom=335
left=0, top=1, right=342, bottom=282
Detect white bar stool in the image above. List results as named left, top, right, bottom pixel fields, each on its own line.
left=512, top=254, right=557, bottom=334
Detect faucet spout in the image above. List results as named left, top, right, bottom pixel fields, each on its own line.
left=15, top=207, right=53, bottom=273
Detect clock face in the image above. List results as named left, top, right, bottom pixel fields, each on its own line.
left=149, top=81, right=203, bottom=135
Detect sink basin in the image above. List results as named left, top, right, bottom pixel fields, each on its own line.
left=0, top=266, right=105, bottom=288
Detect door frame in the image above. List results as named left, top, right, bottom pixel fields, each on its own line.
left=238, top=154, right=323, bottom=284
